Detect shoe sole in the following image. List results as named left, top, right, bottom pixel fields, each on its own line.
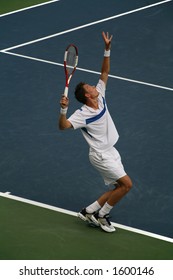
left=99, top=222, right=116, bottom=233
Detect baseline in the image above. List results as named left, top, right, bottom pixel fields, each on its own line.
left=0, top=192, right=172, bottom=243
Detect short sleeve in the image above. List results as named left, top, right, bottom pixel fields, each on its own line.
left=96, top=79, right=106, bottom=97
left=68, top=109, right=86, bottom=130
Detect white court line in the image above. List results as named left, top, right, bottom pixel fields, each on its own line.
left=0, top=0, right=60, bottom=18
left=0, top=191, right=172, bottom=243
left=0, top=0, right=171, bottom=52
left=3, top=51, right=173, bottom=92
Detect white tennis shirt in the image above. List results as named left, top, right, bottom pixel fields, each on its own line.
left=68, top=79, right=119, bottom=152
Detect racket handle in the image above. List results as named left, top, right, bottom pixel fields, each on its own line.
left=64, top=86, right=69, bottom=97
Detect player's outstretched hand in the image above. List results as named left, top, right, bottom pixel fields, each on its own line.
left=102, top=31, right=113, bottom=50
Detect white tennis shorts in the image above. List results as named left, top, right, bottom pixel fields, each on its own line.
left=89, top=147, right=126, bottom=185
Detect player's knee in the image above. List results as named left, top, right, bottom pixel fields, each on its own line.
left=118, top=176, right=132, bottom=192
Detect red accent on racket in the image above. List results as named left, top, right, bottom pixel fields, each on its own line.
left=63, top=44, right=78, bottom=97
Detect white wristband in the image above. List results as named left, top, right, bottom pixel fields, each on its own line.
left=104, top=49, right=110, bottom=57
left=60, top=107, right=68, bottom=115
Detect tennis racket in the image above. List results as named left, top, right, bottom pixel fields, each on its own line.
left=63, top=44, right=78, bottom=97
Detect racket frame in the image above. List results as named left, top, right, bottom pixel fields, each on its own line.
left=64, top=44, right=78, bottom=97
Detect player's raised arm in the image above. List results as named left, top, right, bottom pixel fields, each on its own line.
left=100, top=31, right=113, bottom=85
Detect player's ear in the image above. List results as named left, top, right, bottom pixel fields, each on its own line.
left=85, top=93, right=90, bottom=98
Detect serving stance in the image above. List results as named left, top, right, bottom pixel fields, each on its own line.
left=59, top=32, right=132, bottom=233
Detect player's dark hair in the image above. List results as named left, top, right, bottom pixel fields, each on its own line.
left=74, top=82, right=87, bottom=104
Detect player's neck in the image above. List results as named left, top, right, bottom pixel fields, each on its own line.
left=86, top=98, right=98, bottom=110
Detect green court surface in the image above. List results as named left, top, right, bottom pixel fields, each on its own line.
left=0, top=0, right=54, bottom=14
left=0, top=196, right=172, bottom=260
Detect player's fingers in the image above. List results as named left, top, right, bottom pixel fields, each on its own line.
left=61, top=94, right=69, bottom=99
left=109, top=35, right=113, bottom=41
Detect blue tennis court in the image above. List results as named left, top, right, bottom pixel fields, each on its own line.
left=0, top=0, right=173, bottom=241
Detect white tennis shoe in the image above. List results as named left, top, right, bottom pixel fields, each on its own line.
left=92, top=213, right=116, bottom=233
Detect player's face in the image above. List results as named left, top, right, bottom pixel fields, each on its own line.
left=83, top=84, right=99, bottom=98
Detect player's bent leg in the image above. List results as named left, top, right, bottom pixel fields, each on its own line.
left=94, top=175, right=132, bottom=233
left=117, top=174, right=132, bottom=193
left=107, top=175, right=132, bottom=206
left=97, top=189, right=115, bottom=207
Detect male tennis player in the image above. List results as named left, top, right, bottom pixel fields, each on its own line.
left=59, top=31, right=132, bottom=233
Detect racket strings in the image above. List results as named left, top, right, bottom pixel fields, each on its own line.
left=66, top=46, right=77, bottom=74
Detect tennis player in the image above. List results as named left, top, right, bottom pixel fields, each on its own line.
left=59, top=31, right=132, bottom=233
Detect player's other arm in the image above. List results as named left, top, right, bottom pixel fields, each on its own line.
left=58, top=95, right=73, bottom=130
left=100, top=31, right=113, bottom=85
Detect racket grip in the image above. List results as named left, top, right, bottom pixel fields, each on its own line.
left=64, top=86, right=69, bottom=97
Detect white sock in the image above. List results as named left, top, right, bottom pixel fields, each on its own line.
left=99, top=202, right=113, bottom=217
left=86, top=201, right=101, bottom=213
